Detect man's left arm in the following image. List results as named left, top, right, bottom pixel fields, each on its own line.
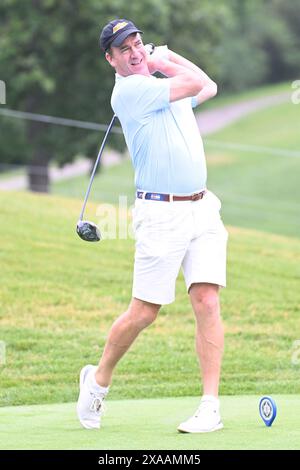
left=167, top=50, right=217, bottom=105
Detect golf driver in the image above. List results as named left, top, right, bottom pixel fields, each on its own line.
left=76, top=114, right=116, bottom=242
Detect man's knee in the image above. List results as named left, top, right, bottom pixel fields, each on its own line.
left=190, top=283, right=220, bottom=315
left=130, top=298, right=161, bottom=328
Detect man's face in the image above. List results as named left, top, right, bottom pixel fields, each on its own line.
left=105, top=33, right=150, bottom=77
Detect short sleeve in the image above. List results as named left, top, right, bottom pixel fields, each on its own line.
left=113, top=75, right=170, bottom=121
left=191, top=96, right=198, bottom=108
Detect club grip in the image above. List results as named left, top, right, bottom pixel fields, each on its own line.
left=145, top=43, right=155, bottom=55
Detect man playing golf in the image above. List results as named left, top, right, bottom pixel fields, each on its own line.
left=77, top=18, right=228, bottom=433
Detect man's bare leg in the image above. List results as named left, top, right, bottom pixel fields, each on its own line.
left=189, top=283, right=224, bottom=397
left=95, top=298, right=161, bottom=387
left=177, top=283, right=224, bottom=433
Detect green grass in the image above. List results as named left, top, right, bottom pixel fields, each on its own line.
left=0, top=191, right=300, bottom=407
left=205, top=100, right=300, bottom=237
left=53, top=157, right=134, bottom=205
left=53, top=87, right=300, bottom=238
left=207, top=100, right=299, bottom=150
left=1, top=82, right=299, bottom=449
left=0, top=395, right=299, bottom=450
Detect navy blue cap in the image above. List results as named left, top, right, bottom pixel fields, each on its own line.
left=100, top=19, right=143, bottom=52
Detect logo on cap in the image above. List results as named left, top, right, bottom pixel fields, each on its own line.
left=113, top=21, right=128, bottom=34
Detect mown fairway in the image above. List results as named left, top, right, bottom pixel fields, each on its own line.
left=0, top=395, right=299, bottom=450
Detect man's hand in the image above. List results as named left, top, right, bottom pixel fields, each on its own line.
left=144, top=43, right=155, bottom=55
left=145, top=44, right=217, bottom=104
left=146, top=45, right=170, bottom=75
left=167, top=50, right=217, bottom=105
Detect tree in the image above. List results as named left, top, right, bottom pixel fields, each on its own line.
left=215, top=0, right=300, bottom=91
left=0, top=0, right=129, bottom=191
left=259, top=0, right=300, bottom=83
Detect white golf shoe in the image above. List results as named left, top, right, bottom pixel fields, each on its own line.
left=76, top=364, right=109, bottom=429
left=177, top=396, right=223, bottom=433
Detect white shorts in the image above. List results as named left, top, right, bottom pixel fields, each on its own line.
left=132, top=190, right=228, bottom=305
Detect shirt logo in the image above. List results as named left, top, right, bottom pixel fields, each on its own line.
left=113, top=22, right=128, bottom=34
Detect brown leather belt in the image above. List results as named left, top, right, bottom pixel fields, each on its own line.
left=136, top=190, right=206, bottom=202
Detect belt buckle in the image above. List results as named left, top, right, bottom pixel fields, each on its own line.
left=191, top=192, right=200, bottom=201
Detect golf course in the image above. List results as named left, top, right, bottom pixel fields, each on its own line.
left=0, top=82, right=300, bottom=449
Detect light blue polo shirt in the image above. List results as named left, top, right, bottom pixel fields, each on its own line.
left=111, top=73, right=207, bottom=194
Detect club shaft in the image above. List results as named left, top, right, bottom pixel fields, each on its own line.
left=79, top=114, right=117, bottom=221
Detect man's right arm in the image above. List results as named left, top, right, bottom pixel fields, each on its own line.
left=147, top=48, right=217, bottom=104
left=148, top=54, right=205, bottom=103
left=168, top=50, right=217, bottom=105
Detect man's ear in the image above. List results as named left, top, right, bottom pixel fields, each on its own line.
left=105, top=51, right=115, bottom=67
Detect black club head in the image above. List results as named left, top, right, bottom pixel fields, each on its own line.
left=76, top=220, right=101, bottom=242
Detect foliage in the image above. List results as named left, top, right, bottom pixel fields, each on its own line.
left=215, top=0, right=300, bottom=91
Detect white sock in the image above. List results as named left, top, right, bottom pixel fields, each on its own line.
left=88, top=371, right=109, bottom=396
left=201, top=395, right=219, bottom=406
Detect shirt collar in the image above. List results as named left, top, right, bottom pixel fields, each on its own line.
left=115, top=73, right=123, bottom=82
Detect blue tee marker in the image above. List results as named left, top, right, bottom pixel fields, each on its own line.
left=259, top=396, right=277, bottom=427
